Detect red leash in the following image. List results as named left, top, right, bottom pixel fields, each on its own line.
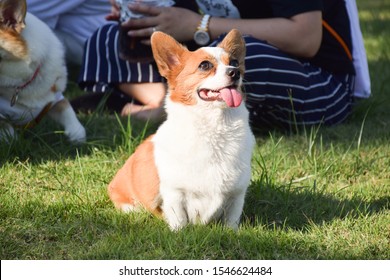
left=10, top=64, right=41, bottom=107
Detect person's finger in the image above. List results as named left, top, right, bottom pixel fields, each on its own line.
left=106, top=14, right=120, bottom=21
left=127, top=26, right=157, bottom=38
left=128, top=3, right=162, bottom=16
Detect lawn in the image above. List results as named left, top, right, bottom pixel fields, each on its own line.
left=0, top=0, right=389, bottom=259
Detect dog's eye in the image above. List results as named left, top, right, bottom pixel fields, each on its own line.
left=198, top=60, right=213, bottom=71
left=230, top=59, right=239, bottom=67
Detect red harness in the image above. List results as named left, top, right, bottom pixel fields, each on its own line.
left=10, top=64, right=41, bottom=107
left=8, top=64, right=54, bottom=129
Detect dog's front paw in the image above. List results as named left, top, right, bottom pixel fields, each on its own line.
left=48, top=98, right=87, bottom=144
left=65, top=123, right=86, bottom=144
left=167, top=218, right=188, bottom=231
left=163, top=206, right=189, bottom=231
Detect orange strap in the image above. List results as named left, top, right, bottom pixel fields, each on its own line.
left=322, top=20, right=353, bottom=61
left=16, top=102, right=53, bottom=129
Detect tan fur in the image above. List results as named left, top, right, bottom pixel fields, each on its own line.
left=0, top=0, right=27, bottom=59
left=49, top=98, right=70, bottom=113
left=0, top=0, right=27, bottom=32
left=108, top=135, right=162, bottom=215
left=0, top=29, right=28, bottom=59
left=169, top=51, right=219, bottom=105
left=152, top=34, right=225, bottom=106
left=218, top=29, right=246, bottom=69
left=51, top=84, right=58, bottom=93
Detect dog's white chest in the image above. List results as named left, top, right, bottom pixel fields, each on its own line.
left=152, top=104, right=255, bottom=229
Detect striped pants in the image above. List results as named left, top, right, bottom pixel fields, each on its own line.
left=78, top=24, right=354, bottom=129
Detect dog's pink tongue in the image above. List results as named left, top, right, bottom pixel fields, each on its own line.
left=220, top=87, right=242, bottom=107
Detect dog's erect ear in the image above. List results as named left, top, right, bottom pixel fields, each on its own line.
left=0, top=0, right=28, bottom=59
left=151, top=31, right=188, bottom=79
left=0, top=0, right=27, bottom=33
left=218, top=29, right=246, bottom=67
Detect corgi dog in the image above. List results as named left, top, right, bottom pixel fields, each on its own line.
left=0, top=0, right=86, bottom=143
left=108, top=29, right=255, bottom=230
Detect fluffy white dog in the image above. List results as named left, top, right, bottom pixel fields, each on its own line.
left=0, top=0, right=85, bottom=143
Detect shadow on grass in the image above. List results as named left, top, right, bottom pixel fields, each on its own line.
left=244, top=181, right=389, bottom=230
left=0, top=112, right=157, bottom=167
left=1, top=190, right=388, bottom=260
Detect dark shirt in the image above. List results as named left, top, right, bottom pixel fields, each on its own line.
left=230, top=0, right=354, bottom=74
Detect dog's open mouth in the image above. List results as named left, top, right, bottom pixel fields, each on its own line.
left=198, top=86, right=242, bottom=108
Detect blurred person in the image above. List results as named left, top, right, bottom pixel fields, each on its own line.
left=27, top=0, right=111, bottom=65
left=74, top=0, right=365, bottom=130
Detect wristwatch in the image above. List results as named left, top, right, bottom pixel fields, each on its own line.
left=194, top=14, right=211, bottom=46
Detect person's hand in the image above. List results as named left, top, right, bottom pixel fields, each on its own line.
left=106, top=0, right=120, bottom=21
left=121, top=3, right=201, bottom=45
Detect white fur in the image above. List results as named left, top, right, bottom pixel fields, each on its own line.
left=0, top=13, right=85, bottom=143
left=153, top=47, right=255, bottom=230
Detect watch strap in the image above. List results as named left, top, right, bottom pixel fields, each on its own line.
left=197, top=14, right=211, bottom=33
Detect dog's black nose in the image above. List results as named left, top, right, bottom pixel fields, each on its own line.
left=226, top=67, right=240, bottom=81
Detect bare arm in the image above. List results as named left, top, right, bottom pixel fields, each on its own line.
left=125, top=5, right=322, bottom=58
left=207, top=11, right=322, bottom=58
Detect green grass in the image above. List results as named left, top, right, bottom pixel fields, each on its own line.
left=0, top=0, right=389, bottom=259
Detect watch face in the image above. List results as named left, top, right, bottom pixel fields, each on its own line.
left=194, top=31, right=210, bottom=46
